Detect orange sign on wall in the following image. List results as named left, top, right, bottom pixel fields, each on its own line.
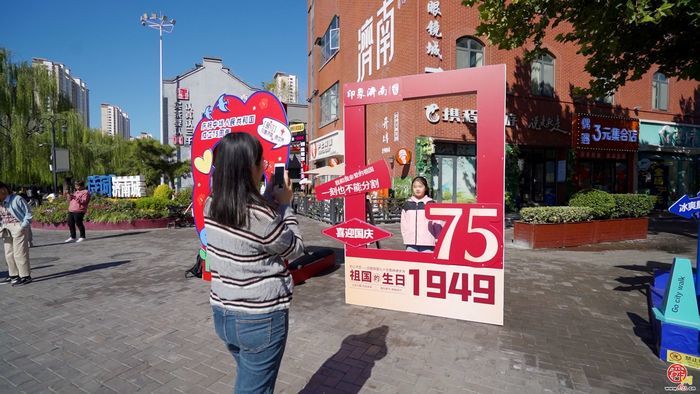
left=395, top=148, right=412, bottom=165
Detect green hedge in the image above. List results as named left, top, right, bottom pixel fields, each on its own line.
left=153, top=184, right=173, bottom=200
left=174, top=187, right=193, bottom=207
left=519, top=191, right=657, bottom=224
left=519, top=206, right=594, bottom=224
left=568, top=189, right=616, bottom=219
left=611, top=194, right=656, bottom=218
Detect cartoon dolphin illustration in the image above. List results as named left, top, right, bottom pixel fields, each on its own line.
left=203, top=105, right=213, bottom=120
left=216, top=95, right=229, bottom=112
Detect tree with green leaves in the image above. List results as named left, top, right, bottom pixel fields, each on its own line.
left=462, top=0, right=700, bottom=97
left=133, top=138, right=191, bottom=188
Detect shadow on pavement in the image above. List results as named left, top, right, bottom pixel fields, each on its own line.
left=300, top=326, right=389, bottom=393
left=627, top=312, right=657, bottom=355
left=614, top=261, right=673, bottom=294
left=32, top=260, right=131, bottom=283
left=648, top=215, right=698, bottom=239
left=32, top=230, right=150, bottom=248
left=1, top=264, right=55, bottom=278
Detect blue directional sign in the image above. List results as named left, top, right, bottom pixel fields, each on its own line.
left=669, top=193, right=700, bottom=219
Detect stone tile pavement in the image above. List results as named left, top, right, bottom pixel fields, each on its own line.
left=0, top=217, right=696, bottom=393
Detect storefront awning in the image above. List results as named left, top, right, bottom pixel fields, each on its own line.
left=304, top=163, right=345, bottom=177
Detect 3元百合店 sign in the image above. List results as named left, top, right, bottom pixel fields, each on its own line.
left=342, top=67, right=506, bottom=325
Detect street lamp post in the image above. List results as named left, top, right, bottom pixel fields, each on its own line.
left=43, top=115, right=67, bottom=194
left=140, top=12, right=175, bottom=148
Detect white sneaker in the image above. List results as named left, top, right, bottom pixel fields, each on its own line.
left=64, top=238, right=75, bottom=243
left=76, top=238, right=86, bottom=243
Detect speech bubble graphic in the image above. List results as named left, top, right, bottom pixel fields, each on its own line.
left=257, top=117, right=292, bottom=149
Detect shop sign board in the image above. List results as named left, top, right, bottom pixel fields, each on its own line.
left=342, top=66, right=506, bottom=325
left=290, top=123, right=305, bottom=133
left=309, top=130, right=344, bottom=161
left=190, top=92, right=291, bottom=280
left=640, top=122, right=700, bottom=148
left=573, top=113, right=640, bottom=151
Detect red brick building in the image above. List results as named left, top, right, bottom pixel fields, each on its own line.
left=307, top=0, right=700, bottom=206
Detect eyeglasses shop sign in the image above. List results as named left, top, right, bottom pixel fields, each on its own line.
left=310, top=131, right=344, bottom=161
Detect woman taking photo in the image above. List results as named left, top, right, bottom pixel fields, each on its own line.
left=204, top=132, right=304, bottom=393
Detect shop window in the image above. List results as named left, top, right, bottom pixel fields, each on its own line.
left=320, top=82, right=339, bottom=125
left=432, top=142, right=477, bottom=203
left=531, top=53, right=555, bottom=97
left=319, top=16, right=340, bottom=66
left=456, top=37, right=484, bottom=69
left=652, top=72, right=669, bottom=110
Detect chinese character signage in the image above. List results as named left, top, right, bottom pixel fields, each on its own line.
left=323, top=218, right=392, bottom=247
left=177, top=88, right=189, bottom=100
left=573, top=113, right=639, bottom=151
left=315, top=160, right=391, bottom=200
left=345, top=77, right=403, bottom=106
left=669, top=193, right=700, bottom=219
left=342, top=67, right=506, bottom=325
left=425, top=1, right=443, bottom=60
left=357, top=0, right=396, bottom=82
left=191, top=92, right=291, bottom=280
left=425, top=103, right=517, bottom=127
left=87, top=175, right=145, bottom=198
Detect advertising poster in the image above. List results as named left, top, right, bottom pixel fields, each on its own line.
left=190, top=92, right=291, bottom=279
left=340, top=66, right=506, bottom=325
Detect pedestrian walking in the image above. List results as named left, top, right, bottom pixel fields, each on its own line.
left=64, top=180, right=90, bottom=243
left=205, top=132, right=305, bottom=393
left=0, top=182, right=33, bottom=286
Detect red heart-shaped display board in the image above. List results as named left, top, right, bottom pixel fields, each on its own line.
left=191, top=92, right=290, bottom=279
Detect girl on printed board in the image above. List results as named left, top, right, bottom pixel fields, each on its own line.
left=400, top=176, right=442, bottom=252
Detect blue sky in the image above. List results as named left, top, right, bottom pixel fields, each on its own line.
left=0, top=0, right=308, bottom=137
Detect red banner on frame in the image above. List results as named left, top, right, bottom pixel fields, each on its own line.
left=322, top=218, right=392, bottom=247
left=314, top=160, right=391, bottom=201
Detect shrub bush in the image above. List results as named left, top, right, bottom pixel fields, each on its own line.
left=174, top=187, right=193, bottom=207
left=153, top=184, right=173, bottom=200
left=611, top=194, right=656, bottom=218
left=134, top=196, right=176, bottom=211
left=568, top=189, right=616, bottom=219
left=519, top=206, right=594, bottom=224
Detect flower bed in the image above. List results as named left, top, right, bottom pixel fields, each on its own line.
left=514, top=191, right=656, bottom=248
left=33, top=218, right=170, bottom=231
left=31, top=193, right=191, bottom=230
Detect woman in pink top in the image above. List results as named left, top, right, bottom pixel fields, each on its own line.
left=400, top=176, right=442, bottom=252
left=64, top=180, right=91, bottom=243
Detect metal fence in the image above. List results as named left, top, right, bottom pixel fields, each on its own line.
left=293, top=194, right=405, bottom=225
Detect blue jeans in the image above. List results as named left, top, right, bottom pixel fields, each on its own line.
left=212, top=306, right=289, bottom=394
left=406, top=245, right=434, bottom=253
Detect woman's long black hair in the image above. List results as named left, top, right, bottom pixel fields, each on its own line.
left=411, top=176, right=430, bottom=197
left=209, top=132, right=272, bottom=228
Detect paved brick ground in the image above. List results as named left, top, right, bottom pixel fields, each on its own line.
left=0, top=216, right=695, bottom=393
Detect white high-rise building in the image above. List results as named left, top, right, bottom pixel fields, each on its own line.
left=100, top=104, right=130, bottom=139
left=32, top=58, right=90, bottom=127
left=273, top=72, right=298, bottom=104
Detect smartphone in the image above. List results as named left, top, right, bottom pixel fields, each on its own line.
left=274, top=163, right=286, bottom=187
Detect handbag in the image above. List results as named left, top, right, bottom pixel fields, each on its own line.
left=0, top=228, right=11, bottom=240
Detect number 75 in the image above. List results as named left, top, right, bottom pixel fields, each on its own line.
left=426, top=204, right=503, bottom=267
